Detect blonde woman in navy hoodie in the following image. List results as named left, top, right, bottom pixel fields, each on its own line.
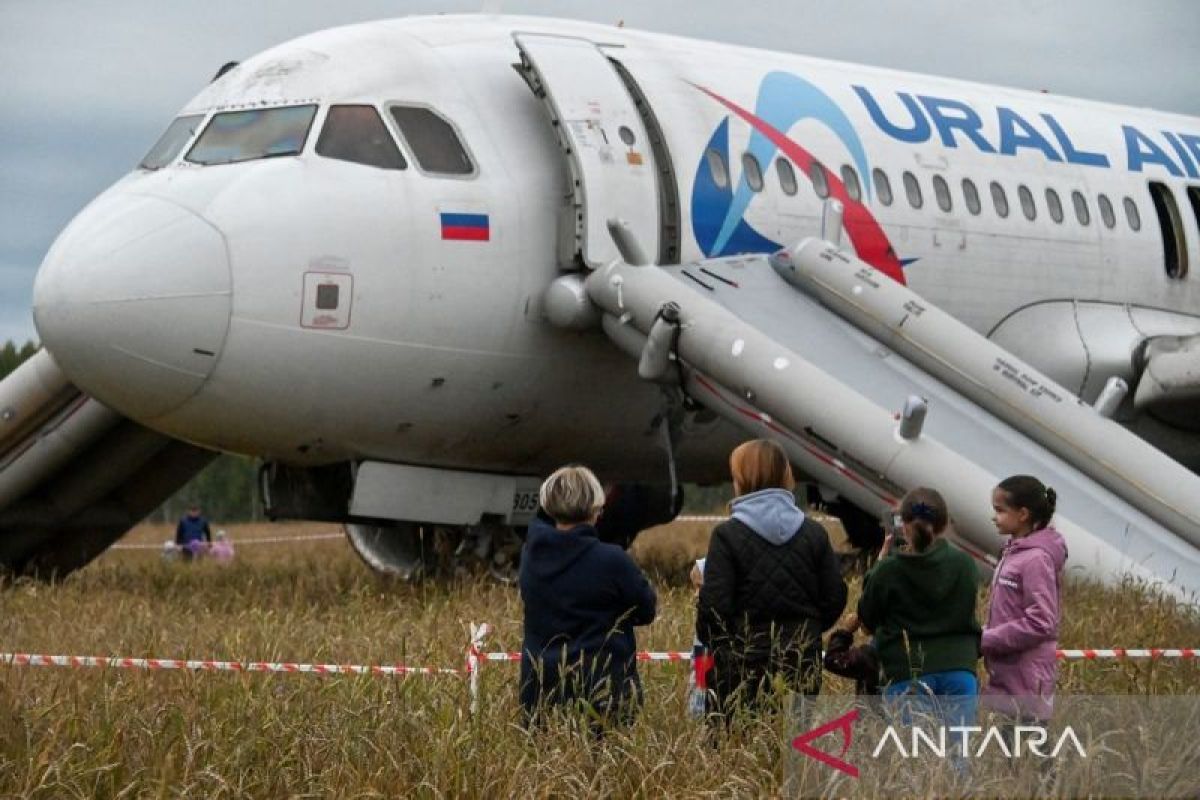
left=519, top=465, right=657, bottom=727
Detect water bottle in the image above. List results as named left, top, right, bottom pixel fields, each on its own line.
left=688, top=645, right=712, bottom=719
left=687, top=684, right=706, bottom=718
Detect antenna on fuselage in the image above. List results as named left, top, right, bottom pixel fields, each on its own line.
left=211, top=61, right=239, bottom=83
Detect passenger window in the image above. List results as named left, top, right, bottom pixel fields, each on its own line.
left=140, top=114, right=205, bottom=170
left=810, top=161, right=830, bottom=199
left=706, top=149, right=729, bottom=189
left=1018, top=185, right=1036, bottom=220
left=840, top=165, right=862, bottom=202
left=932, top=175, right=951, bottom=212
left=742, top=153, right=764, bottom=192
left=873, top=168, right=893, bottom=206
left=962, top=179, right=981, bottom=215
left=776, top=158, right=798, bottom=196
left=1046, top=188, right=1064, bottom=223
left=1097, top=194, right=1117, bottom=229
left=1149, top=182, right=1188, bottom=278
left=990, top=182, right=1009, bottom=218
left=903, top=171, right=923, bottom=209
left=1072, top=191, right=1091, bottom=226
left=186, top=105, right=318, bottom=166
left=316, top=106, right=406, bottom=170
left=1124, top=196, right=1142, bottom=231
left=389, top=106, right=474, bottom=175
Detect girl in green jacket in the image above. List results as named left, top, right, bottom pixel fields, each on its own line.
left=858, top=488, right=982, bottom=733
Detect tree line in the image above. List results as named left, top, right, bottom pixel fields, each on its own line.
left=0, top=341, right=38, bottom=379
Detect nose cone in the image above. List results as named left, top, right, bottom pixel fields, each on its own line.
left=34, top=193, right=232, bottom=421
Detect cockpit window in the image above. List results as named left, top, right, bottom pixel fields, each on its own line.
left=389, top=106, right=474, bottom=175
left=316, top=105, right=406, bottom=170
left=186, top=105, right=317, bottom=166
left=139, top=114, right=205, bottom=170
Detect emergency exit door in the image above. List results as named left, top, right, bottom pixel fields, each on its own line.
left=515, top=33, right=660, bottom=269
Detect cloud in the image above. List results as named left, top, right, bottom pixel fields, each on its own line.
left=0, top=111, right=143, bottom=304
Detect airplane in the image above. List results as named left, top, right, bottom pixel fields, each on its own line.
left=3, top=15, right=1198, bottom=594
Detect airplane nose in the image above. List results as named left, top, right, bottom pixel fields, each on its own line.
left=33, top=193, right=232, bottom=421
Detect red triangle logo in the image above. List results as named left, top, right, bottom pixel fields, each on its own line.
left=791, top=708, right=860, bottom=778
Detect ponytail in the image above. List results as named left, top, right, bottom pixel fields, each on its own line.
left=996, top=475, right=1057, bottom=530
left=898, top=487, right=949, bottom=553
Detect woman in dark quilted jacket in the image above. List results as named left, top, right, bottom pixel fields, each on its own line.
left=696, top=439, right=848, bottom=718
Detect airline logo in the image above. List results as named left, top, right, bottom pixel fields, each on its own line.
left=690, top=73, right=1199, bottom=279
left=691, top=73, right=907, bottom=284
left=854, top=86, right=1200, bottom=177
left=440, top=212, right=490, bottom=241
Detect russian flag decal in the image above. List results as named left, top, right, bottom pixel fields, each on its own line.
left=440, top=212, right=490, bottom=241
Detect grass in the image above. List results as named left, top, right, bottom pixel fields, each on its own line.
left=0, top=521, right=1196, bottom=797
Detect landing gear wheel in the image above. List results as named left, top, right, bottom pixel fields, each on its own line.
left=485, top=525, right=523, bottom=585
left=345, top=522, right=434, bottom=581
left=454, top=523, right=523, bottom=584
left=346, top=522, right=522, bottom=583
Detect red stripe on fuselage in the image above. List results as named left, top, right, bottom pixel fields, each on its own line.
left=692, top=372, right=897, bottom=507
left=694, top=85, right=907, bottom=285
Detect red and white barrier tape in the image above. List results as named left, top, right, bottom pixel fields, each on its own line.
left=110, top=517, right=729, bottom=551
left=0, top=653, right=460, bottom=675
left=3, top=626, right=1194, bottom=715
left=467, top=622, right=491, bottom=714
left=483, top=651, right=691, bottom=662
left=2, top=647, right=1193, bottom=676
left=1056, top=648, right=1196, bottom=660
left=110, top=532, right=345, bottom=550
left=486, top=649, right=1197, bottom=662
left=2, top=634, right=1193, bottom=693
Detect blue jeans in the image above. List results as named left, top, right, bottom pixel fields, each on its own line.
left=884, top=670, right=979, bottom=748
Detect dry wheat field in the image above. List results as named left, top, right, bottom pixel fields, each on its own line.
left=0, top=520, right=1196, bottom=798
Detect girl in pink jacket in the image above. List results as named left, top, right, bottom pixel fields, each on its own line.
left=982, top=475, right=1068, bottom=722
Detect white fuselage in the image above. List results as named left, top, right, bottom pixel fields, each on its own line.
left=31, top=16, right=1200, bottom=483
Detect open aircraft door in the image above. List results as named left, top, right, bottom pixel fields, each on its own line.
left=515, top=34, right=661, bottom=269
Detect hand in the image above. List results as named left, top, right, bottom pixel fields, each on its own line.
left=879, top=533, right=893, bottom=559
left=689, top=564, right=703, bottom=591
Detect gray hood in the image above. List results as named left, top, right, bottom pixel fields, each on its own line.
left=730, top=488, right=805, bottom=545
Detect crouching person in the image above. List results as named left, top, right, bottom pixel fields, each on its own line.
left=519, top=465, right=657, bottom=730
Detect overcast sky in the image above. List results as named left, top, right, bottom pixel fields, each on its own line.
left=1, top=1, right=1196, bottom=345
